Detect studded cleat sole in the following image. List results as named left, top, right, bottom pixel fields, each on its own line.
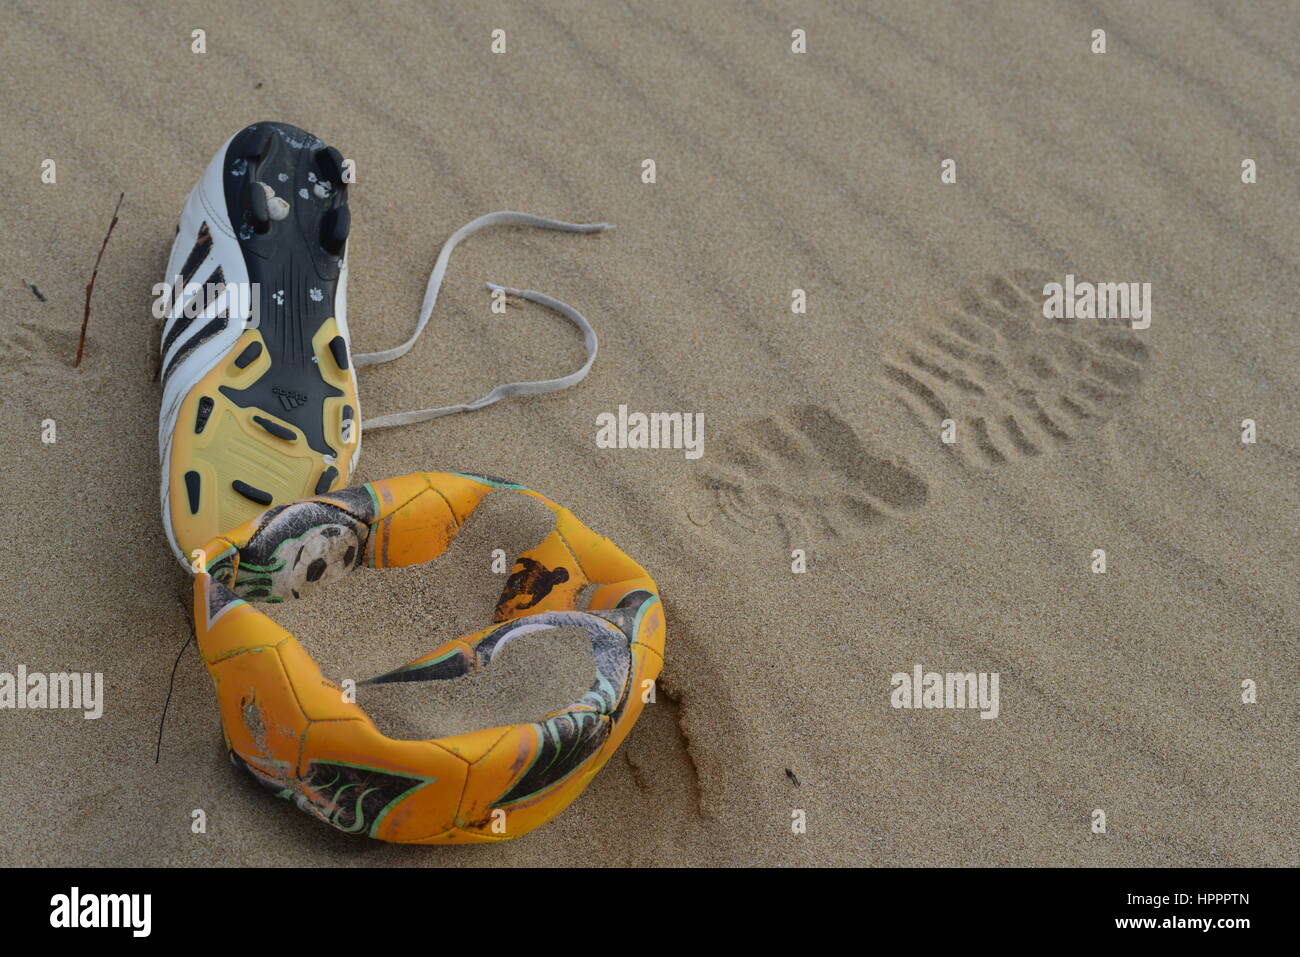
left=158, top=121, right=360, bottom=564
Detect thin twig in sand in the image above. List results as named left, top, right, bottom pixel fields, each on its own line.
left=155, top=619, right=196, bottom=764
left=75, top=191, right=125, bottom=368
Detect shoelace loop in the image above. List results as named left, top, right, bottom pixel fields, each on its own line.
left=354, top=210, right=613, bottom=430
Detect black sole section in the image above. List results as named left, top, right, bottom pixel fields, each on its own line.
left=233, top=341, right=263, bottom=369
left=321, top=206, right=350, bottom=255
left=232, top=480, right=273, bottom=506
left=252, top=415, right=297, bottom=441
left=216, top=121, right=351, bottom=461
left=315, top=466, right=339, bottom=495
left=184, top=471, right=202, bottom=514
left=317, top=145, right=345, bottom=184
left=247, top=181, right=271, bottom=232
left=194, top=396, right=214, bottom=434
left=328, top=335, right=349, bottom=370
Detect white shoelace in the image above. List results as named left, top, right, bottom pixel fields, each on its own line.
left=354, top=210, right=613, bottom=430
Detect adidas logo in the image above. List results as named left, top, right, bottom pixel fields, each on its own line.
left=272, top=386, right=308, bottom=411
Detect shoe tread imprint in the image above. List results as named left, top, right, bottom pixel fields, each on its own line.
left=167, top=122, right=357, bottom=558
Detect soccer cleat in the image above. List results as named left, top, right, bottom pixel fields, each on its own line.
left=158, top=121, right=360, bottom=564
left=159, top=125, right=618, bottom=567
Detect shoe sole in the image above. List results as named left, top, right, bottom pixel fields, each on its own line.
left=162, top=122, right=359, bottom=562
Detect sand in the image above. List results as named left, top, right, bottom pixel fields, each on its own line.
left=0, top=0, right=1295, bottom=866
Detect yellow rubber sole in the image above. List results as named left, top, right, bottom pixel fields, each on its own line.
left=167, top=317, right=359, bottom=560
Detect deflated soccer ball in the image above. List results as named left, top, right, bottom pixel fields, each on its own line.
left=193, top=471, right=665, bottom=843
